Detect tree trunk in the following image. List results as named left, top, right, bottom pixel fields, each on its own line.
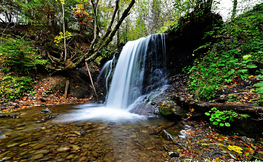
left=62, top=3, right=67, bottom=62
left=231, top=0, right=238, bottom=19
left=64, top=80, right=69, bottom=99
left=117, top=6, right=120, bottom=47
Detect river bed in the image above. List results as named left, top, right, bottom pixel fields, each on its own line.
left=0, top=104, right=262, bottom=162
left=0, top=104, right=183, bottom=162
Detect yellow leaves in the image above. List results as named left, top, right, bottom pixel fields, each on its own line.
left=228, top=145, right=243, bottom=154
left=60, top=0, right=65, bottom=4
left=243, top=54, right=252, bottom=60
left=77, top=4, right=84, bottom=10
left=54, top=31, right=72, bottom=44
left=55, top=0, right=65, bottom=4
left=161, top=101, right=164, bottom=107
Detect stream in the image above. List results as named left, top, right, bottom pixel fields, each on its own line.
left=0, top=104, right=184, bottom=162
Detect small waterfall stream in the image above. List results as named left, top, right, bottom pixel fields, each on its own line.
left=106, top=33, right=167, bottom=109
left=59, top=33, right=168, bottom=122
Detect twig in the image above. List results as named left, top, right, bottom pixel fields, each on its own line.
left=85, top=62, right=99, bottom=104
left=64, top=80, right=70, bottom=99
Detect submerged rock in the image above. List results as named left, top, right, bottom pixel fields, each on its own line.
left=41, top=108, right=52, bottom=114
left=57, top=146, right=70, bottom=152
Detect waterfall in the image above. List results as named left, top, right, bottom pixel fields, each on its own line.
left=58, top=33, right=167, bottom=122
left=96, top=54, right=117, bottom=93
left=106, top=33, right=167, bottom=109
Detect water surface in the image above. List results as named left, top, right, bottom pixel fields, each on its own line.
left=0, top=104, right=183, bottom=161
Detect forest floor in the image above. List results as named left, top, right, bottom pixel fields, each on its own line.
left=0, top=75, right=94, bottom=114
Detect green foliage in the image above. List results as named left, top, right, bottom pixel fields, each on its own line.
left=0, top=37, right=48, bottom=74
left=185, top=3, right=263, bottom=100
left=0, top=74, right=36, bottom=103
left=95, top=47, right=111, bottom=65
left=254, top=81, right=263, bottom=94
left=167, top=24, right=180, bottom=34
left=205, top=107, right=250, bottom=127
left=0, top=37, right=48, bottom=102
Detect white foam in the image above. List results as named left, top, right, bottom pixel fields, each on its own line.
left=58, top=104, right=146, bottom=122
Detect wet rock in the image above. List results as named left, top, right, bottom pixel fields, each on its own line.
left=34, top=149, right=49, bottom=154
left=168, top=151, right=179, bottom=157
left=45, top=129, right=51, bottom=133
left=33, top=143, right=46, bottom=150
left=21, top=155, right=32, bottom=159
left=147, top=146, right=156, bottom=150
left=0, top=157, right=11, bottom=161
left=69, top=137, right=76, bottom=144
left=0, top=114, right=19, bottom=119
left=103, top=130, right=111, bottom=134
left=92, top=151, right=99, bottom=158
left=241, top=136, right=255, bottom=143
left=73, top=131, right=81, bottom=136
left=141, top=130, right=147, bottom=133
left=129, top=133, right=136, bottom=138
left=30, top=153, right=44, bottom=160
left=67, top=134, right=78, bottom=137
left=59, top=153, right=69, bottom=158
left=57, top=146, right=70, bottom=152
left=71, top=145, right=81, bottom=151
left=7, top=143, right=19, bottom=148
left=41, top=108, right=51, bottom=114
left=82, top=144, right=90, bottom=148
left=66, top=154, right=75, bottom=159
left=78, top=156, right=87, bottom=162
left=37, top=114, right=59, bottom=123
left=160, top=130, right=174, bottom=141
left=19, top=143, right=29, bottom=147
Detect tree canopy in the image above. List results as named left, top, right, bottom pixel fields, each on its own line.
left=0, top=0, right=261, bottom=71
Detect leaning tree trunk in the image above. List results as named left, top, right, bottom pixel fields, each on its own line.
left=61, top=0, right=135, bottom=71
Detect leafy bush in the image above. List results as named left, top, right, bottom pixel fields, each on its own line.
left=0, top=36, right=47, bottom=102
left=186, top=4, right=263, bottom=100
left=0, top=36, right=48, bottom=74
left=205, top=107, right=250, bottom=127
left=0, top=75, right=36, bottom=103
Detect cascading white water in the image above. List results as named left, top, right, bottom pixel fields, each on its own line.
left=96, top=54, right=116, bottom=93
left=106, top=33, right=167, bottom=109
left=58, top=33, right=167, bottom=122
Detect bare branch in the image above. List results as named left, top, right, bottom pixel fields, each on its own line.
left=96, top=0, right=119, bottom=48
left=62, top=0, right=135, bottom=70
left=85, top=0, right=135, bottom=62
left=90, top=0, right=100, bottom=50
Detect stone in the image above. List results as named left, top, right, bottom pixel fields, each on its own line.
left=19, top=143, right=29, bottom=147
left=7, top=143, right=19, bottom=148
left=71, top=145, right=81, bottom=151
left=73, top=131, right=81, bottom=136
left=59, top=153, right=69, bottom=158
left=69, top=137, right=76, bottom=144
left=169, top=151, right=179, bottom=157
left=30, top=154, right=44, bottom=160
left=82, top=144, right=90, bottom=148
left=129, top=133, right=136, bottom=138
left=66, top=154, right=75, bottom=159
left=57, top=146, right=70, bottom=152
left=78, top=156, right=87, bottom=162
left=92, top=151, right=99, bottom=158
left=34, top=149, right=49, bottom=154
left=33, top=143, right=46, bottom=150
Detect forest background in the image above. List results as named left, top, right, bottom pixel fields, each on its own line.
left=0, top=0, right=262, bottom=104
